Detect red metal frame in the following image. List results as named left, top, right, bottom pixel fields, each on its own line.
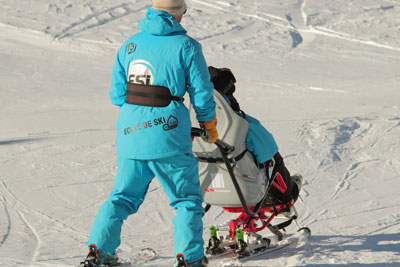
left=223, top=199, right=295, bottom=239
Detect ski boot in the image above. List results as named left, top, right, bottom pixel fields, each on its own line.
left=235, top=228, right=247, bottom=253
left=291, top=174, right=303, bottom=191
left=205, top=225, right=225, bottom=255
left=290, top=174, right=303, bottom=203
left=176, top=253, right=209, bottom=267
left=81, top=244, right=118, bottom=267
left=234, top=228, right=250, bottom=258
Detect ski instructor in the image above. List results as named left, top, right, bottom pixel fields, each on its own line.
left=83, top=0, right=217, bottom=266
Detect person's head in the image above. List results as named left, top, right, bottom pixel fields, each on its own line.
left=152, top=0, right=187, bottom=22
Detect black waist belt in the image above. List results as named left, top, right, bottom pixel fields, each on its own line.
left=126, top=82, right=184, bottom=107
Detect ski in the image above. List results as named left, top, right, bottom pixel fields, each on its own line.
left=81, top=247, right=157, bottom=267
left=207, top=227, right=311, bottom=267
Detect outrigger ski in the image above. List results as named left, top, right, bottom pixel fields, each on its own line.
left=206, top=225, right=311, bottom=265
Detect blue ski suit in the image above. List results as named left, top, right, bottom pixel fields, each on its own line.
left=245, top=115, right=278, bottom=164
left=221, top=95, right=278, bottom=164
left=88, top=8, right=216, bottom=263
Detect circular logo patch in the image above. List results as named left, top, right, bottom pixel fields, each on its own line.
left=128, top=60, right=155, bottom=85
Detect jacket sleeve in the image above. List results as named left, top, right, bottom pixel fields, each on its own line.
left=110, top=45, right=127, bottom=107
left=184, top=40, right=216, bottom=122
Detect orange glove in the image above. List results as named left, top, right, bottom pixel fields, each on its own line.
left=199, top=114, right=218, bottom=144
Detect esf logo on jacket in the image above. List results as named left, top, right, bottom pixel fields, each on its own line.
left=128, top=60, right=155, bottom=85
left=124, top=115, right=178, bottom=135
left=127, top=42, right=136, bottom=54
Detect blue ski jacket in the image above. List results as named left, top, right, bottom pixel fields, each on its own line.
left=221, top=95, right=278, bottom=164
left=110, top=8, right=216, bottom=159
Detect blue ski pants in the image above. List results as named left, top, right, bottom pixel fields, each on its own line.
left=88, top=153, right=205, bottom=263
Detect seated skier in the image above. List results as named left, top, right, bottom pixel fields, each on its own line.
left=208, top=66, right=301, bottom=206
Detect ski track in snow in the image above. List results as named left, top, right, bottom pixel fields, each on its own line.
left=296, top=116, right=400, bottom=232
left=193, top=0, right=400, bottom=52
left=54, top=4, right=147, bottom=40
left=0, top=195, right=11, bottom=249
left=17, top=210, right=41, bottom=263
left=1, top=181, right=88, bottom=238
left=0, top=127, right=114, bottom=145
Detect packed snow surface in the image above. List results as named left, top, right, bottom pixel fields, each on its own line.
left=1, top=0, right=400, bottom=266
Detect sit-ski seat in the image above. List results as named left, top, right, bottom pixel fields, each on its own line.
left=188, top=90, right=304, bottom=242
left=188, top=91, right=267, bottom=207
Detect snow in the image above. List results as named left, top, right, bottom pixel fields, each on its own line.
left=1, top=0, right=400, bottom=266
